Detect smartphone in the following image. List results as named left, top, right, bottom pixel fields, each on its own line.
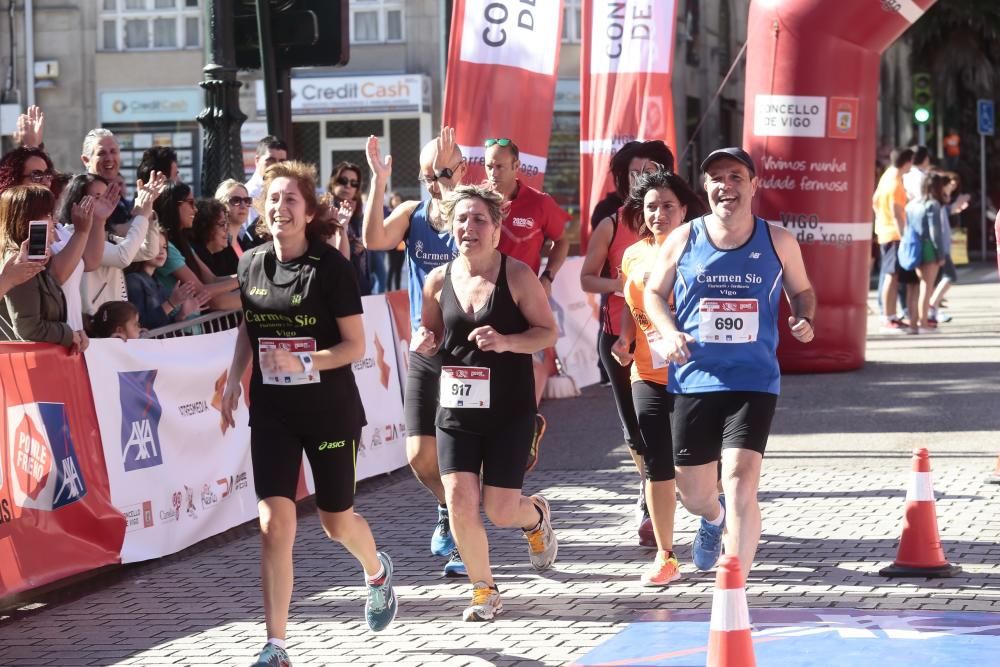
left=27, top=220, right=48, bottom=260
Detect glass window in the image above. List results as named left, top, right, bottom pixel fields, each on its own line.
left=184, top=16, right=199, bottom=47
left=562, top=0, right=582, bottom=43
left=153, top=18, right=176, bottom=47
left=100, top=0, right=200, bottom=51
left=125, top=19, right=149, bottom=49
left=350, top=2, right=404, bottom=44
left=387, top=10, right=403, bottom=42
left=102, top=20, right=117, bottom=50
left=354, top=11, right=379, bottom=43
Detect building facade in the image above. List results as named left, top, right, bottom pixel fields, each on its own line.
left=0, top=1, right=915, bottom=229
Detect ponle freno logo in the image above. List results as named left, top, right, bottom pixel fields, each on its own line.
left=5, top=402, right=87, bottom=511
left=13, top=412, right=51, bottom=501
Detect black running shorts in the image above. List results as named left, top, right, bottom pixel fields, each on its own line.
left=404, top=350, right=442, bottom=438
left=436, top=413, right=534, bottom=490
left=671, top=391, right=777, bottom=467
left=250, top=410, right=362, bottom=513
left=631, top=380, right=675, bottom=481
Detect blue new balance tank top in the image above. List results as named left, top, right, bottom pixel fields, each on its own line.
left=406, top=200, right=458, bottom=332
left=671, top=216, right=783, bottom=395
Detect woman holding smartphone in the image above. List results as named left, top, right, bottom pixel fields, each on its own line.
left=0, top=185, right=87, bottom=351
left=220, top=161, right=396, bottom=667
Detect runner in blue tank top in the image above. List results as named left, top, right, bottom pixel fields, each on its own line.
left=644, top=148, right=816, bottom=579
left=362, top=128, right=466, bottom=577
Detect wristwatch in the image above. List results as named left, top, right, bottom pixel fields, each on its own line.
left=540, top=270, right=555, bottom=283
left=298, top=353, right=314, bottom=374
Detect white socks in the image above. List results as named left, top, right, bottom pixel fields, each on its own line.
left=268, top=637, right=287, bottom=650
left=706, top=501, right=725, bottom=527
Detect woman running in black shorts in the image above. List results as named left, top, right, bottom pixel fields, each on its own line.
left=221, top=161, right=396, bottom=667
left=611, top=168, right=704, bottom=586
left=413, top=184, right=558, bottom=621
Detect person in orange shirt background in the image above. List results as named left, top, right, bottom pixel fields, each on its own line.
left=943, top=128, right=961, bottom=171
left=872, top=148, right=917, bottom=333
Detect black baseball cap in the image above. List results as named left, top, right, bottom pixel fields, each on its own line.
left=701, top=147, right=756, bottom=177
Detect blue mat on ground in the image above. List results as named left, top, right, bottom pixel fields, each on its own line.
left=569, top=608, right=1000, bottom=666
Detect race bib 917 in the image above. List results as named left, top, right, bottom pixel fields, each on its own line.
left=439, top=366, right=491, bottom=408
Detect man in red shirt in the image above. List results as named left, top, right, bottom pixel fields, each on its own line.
left=484, top=138, right=571, bottom=467
left=485, top=138, right=570, bottom=295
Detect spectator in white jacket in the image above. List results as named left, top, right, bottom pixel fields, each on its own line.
left=80, top=172, right=168, bottom=317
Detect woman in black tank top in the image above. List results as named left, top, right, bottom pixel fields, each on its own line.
left=413, top=184, right=560, bottom=621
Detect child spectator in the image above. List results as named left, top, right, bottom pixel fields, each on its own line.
left=126, top=229, right=207, bottom=330
left=89, top=300, right=141, bottom=340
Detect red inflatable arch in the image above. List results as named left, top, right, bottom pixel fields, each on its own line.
left=743, top=0, right=937, bottom=372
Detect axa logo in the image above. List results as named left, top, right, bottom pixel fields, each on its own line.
left=119, top=370, right=164, bottom=471
left=511, top=216, right=535, bottom=229
left=5, top=402, right=87, bottom=511
left=749, top=252, right=761, bottom=259
left=248, top=286, right=268, bottom=296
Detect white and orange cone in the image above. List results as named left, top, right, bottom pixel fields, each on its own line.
left=707, top=555, right=755, bottom=667
left=880, top=448, right=961, bottom=577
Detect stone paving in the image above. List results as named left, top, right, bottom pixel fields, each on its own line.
left=1, top=271, right=998, bottom=666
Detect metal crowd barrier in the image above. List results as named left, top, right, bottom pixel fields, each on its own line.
left=141, top=309, right=242, bottom=339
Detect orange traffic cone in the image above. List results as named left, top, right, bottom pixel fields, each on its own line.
left=880, top=448, right=961, bottom=577
left=707, top=555, right=755, bottom=667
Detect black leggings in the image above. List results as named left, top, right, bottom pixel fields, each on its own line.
left=598, top=329, right=643, bottom=453
left=631, top=380, right=675, bottom=481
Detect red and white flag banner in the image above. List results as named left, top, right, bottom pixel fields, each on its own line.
left=443, top=0, right=564, bottom=189
left=580, top=0, right=678, bottom=251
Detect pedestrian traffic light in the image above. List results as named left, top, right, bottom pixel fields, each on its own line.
left=913, top=73, right=933, bottom=125
left=233, top=0, right=349, bottom=70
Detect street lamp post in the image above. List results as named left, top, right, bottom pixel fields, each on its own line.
left=198, top=0, right=247, bottom=196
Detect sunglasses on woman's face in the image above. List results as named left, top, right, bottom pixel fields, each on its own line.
left=336, top=177, right=360, bottom=188
left=22, top=169, right=53, bottom=183
left=228, top=196, right=253, bottom=207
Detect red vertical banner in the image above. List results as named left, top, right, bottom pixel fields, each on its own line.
left=443, top=0, right=565, bottom=189
left=0, top=344, right=125, bottom=599
left=580, top=1, right=678, bottom=251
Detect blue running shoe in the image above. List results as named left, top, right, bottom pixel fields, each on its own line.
left=251, top=642, right=291, bottom=667
left=365, top=551, right=398, bottom=632
left=431, top=504, right=455, bottom=557
left=442, top=548, right=467, bottom=578
left=691, top=496, right=726, bottom=571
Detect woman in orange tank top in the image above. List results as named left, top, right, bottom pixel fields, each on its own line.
left=611, top=168, right=705, bottom=586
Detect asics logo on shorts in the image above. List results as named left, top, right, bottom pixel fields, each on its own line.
left=319, top=440, right=347, bottom=451
left=248, top=286, right=268, bottom=296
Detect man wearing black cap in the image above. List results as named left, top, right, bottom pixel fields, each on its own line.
left=643, top=147, right=816, bottom=578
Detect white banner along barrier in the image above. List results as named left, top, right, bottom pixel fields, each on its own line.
left=85, top=329, right=258, bottom=563
left=301, top=295, right=407, bottom=494
left=548, top=257, right=601, bottom=390
left=86, top=296, right=407, bottom=563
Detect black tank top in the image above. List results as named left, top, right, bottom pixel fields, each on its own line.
left=436, top=254, right=535, bottom=433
